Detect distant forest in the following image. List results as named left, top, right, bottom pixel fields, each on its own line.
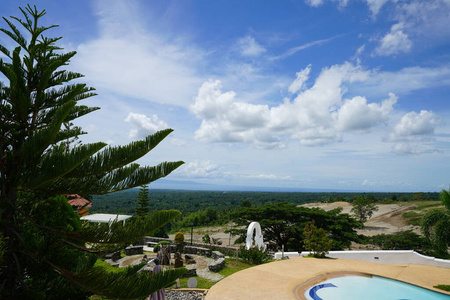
left=91, top=189, right=439, bottom=216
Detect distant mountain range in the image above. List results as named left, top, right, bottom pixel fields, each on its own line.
left=149, top=179, right=363, bottom=193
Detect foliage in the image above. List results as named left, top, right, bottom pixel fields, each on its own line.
left=172, top=208, right=220, bottom=229
left=135, top=185, right=150, bottom=217
left=211, top=237, right=222, bottom=245
left=174, top=232, right=185, bottom=244
left=303, top=221, right=333, bottom=258
left=230, top=202, right=361, bottom=251
left=434, top=285, right=450, bottom=292
left=16, top=193, right=97, bottom=299
left=92, top=190, right=439, bottom=215
left=202, top=234, right=211, bottom=244
left=0, top=6, right=185, bottom=298
left=153, top=241, right=171, bottom=253
left=362, top=230, right=432, bottom=251
left=421, top=188, right=450, bottom=257
left=351, top=195, right=379, bottom=222
left=238, top=246, right=270, bottom=265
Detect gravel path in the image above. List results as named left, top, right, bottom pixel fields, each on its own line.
left=165, top=290, right=207, bottom=300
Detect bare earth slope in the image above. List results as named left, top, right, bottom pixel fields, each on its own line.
left=300, top=202, right=420, bottom=236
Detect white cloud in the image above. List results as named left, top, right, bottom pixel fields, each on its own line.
left=391, top=142, right=429, bottom=155
left=365, top=0, right=390, bottom=16
left=288, top=64, right=311, bottom=94
left=73, top=2, right=203, bottom=108
left=180, top=160, right=226, bottom=178
left=190, top=63, right=406, bottom=148
left=375, top=23, right=412, bottom=56
left=335, top=93, right=397, bottom=131
left=304, top=0, right=349, bottom=7
left=391, top=110, right=439, bottom=140
left=351, top=65, right=450, bottom=98
left=236, top=36, right=266, bottom=57
left=388, top=110, right=440, bottom=155
left=124, top=113, right=169, bottom=139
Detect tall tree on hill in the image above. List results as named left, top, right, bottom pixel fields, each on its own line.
left=421, top=187, right=450, bottom=257
left=351, top=195, right=378, bottom=222
left=0, top=6, right=186, bottom=298
left=136, top=185, right=150, bottom=216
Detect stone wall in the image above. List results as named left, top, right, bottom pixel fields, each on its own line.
left=208, top=258, right=225, bottom=272
left=124, top=245, right=143, bottom=256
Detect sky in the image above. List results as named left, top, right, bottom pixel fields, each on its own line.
left=1, top=0, right=449, bottom=192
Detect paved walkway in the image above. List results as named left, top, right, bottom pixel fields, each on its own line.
left=206, top=257, right=450, bottom=299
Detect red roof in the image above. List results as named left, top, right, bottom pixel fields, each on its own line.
left=67, top=194, right=92, bottom=208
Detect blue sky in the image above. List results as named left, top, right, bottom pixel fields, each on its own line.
left=1, top=1, right=449, bottom=192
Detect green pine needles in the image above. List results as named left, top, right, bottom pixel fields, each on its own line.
left=0, top=5, right=186, bottom=298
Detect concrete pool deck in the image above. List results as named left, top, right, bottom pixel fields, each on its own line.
left=205, top=257, right=450, bottom=299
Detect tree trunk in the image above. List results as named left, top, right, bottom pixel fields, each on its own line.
left=0, top=190, right=18, bottom=298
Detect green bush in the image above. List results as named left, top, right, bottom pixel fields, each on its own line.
left=238, top=246, right=270, bottom=265
left=153, top=241, right=171, bottom=253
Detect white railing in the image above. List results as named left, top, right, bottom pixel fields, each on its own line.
left=274, top=250, right=450, bottom=269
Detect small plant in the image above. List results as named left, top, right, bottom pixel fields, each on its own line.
left=202, top=234, right=211, bottom=244
left=211, top=237, right=222, bottom=245
left=174, top=232, right=185, bottom=244
left=153, top=241, right=171, bottom=253
left=238, top=246, right=270, bottom=265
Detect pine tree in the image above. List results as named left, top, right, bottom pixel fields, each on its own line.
left=0, top=5, right=186, bottom=298
left=136, top=185, right=150, bottom=216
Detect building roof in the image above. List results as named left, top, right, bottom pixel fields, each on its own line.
left=67, top=194, right=92, bottom=208
left=80, top=213, right=132, bottom=223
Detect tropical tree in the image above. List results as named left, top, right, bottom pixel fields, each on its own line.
left=421, top=188, right=450, bottom=257
left=0, top=6, right=186, bottom=298
left=351, top=195, right=378, bottom=222
left=230, top=202, right=361, bottom=251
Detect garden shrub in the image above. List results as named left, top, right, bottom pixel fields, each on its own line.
left=174, top=232, right=185, bottom=244
left=238, top=246, right=270, bottom=265
left=153, top=241, right=171, bottom=253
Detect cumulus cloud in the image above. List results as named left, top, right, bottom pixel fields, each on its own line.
left=191, top=63, right=404, bottom=148
left=390, top=110, right=439, bottom=140
left=389, top=110, right=440, bottom=155
left=375, top=23, right=412, bottom=56
left=335, top=93, right=397, bottom=131
left=124, top=113, right=168, bottom=139
left=236, top=36, right=266, bottom=57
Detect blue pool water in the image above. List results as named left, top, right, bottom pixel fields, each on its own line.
left=305, top=275, right=450, bottom=300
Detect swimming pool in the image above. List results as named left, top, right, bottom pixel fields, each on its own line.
left=303, top=274, right=449, bottom=300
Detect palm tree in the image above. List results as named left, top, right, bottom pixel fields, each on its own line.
left=421, top=188, right=450, bottom=257
left=0, top=5, right=186, bottom=298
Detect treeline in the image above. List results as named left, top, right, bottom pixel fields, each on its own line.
left=91, top=189, right=439, bottom=216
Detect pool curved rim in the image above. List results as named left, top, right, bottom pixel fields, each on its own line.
left=295, top=271, right=449, bottom=300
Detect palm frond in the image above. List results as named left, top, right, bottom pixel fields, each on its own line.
left=421, top=209, right=447, bottom=239
left=440, top=188, right=450, bottom=211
